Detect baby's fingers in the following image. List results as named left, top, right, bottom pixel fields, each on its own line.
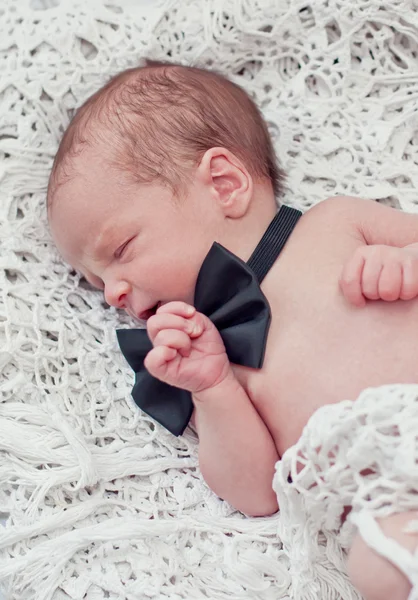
left=153, top=328, right=192, bottom=357
left=148, top=312, right=204, bottom=344
left=157, top=301, right=196, bottom=318
left=361, top=251, right=383, bottom=300
left=144, top=346, right=177, bottom=376
left=340, top=251, right=366, bottom=307
left=148, top=313, right=193, bottom=343
left=378, top=261, right=402, bottom=301
left=401, top=255, right=418, bottom=300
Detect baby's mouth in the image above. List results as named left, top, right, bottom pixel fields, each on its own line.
left=138, top=302, right=161, bottom=321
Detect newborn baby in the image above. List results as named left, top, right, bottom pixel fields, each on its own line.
left=48, top=60, right=418, bottom=600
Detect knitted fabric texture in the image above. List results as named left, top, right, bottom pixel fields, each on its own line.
left=2, top=0, right=418, bottom=598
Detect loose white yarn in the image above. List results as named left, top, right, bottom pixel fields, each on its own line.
left=274, top=386, right=418, bottom=599
left=2, top=0, right=418, bottom=598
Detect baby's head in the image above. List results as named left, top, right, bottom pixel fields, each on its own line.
left=48, top=61, right=285, bottom=320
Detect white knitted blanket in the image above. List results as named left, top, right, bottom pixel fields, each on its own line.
left=2, top=0, right=418, bottom=598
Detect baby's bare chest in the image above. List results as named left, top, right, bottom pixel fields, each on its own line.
left=233, top=228, right=418, bottom=455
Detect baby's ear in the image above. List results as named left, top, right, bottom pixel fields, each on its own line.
left=198, top=147, right=253, bottom=218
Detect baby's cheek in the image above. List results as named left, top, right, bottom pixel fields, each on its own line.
left=146, top=263, right=195, bottom=303
left=170, top=271, right=196, bottom=303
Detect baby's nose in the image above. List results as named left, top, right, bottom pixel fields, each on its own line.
left=104, top=281, right=130, bottom=309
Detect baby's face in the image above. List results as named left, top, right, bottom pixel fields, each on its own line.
left=50, top=150, right=226, bottom=321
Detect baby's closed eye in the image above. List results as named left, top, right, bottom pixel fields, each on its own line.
left=114, top=236, right=135, bottom=260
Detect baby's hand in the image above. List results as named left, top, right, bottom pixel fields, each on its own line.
left=144, top=301, right=231, bottom=394
left=340, top=244, right=418, bottom=307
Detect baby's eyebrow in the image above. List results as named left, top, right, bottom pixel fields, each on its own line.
left=87, top=233, right=108, bottom=259
left=84, top=218, right=116, bottom=258
left=89, top=221, right=124, bottom=259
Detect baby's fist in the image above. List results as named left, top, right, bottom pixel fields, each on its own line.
left=340, top=244, right=418, bottom=307
left=144, top=301, right=230, bottom=394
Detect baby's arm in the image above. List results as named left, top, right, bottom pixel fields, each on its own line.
left=193, top=373, right=279, bottom=517
left=322, top=197, right=418, bottom=306
left=145, top=302, right=279, bottom=517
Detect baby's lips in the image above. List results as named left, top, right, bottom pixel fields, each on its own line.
left=138, top=308, right=156, bottom=321
left=138, top=302, right=161, bottom=321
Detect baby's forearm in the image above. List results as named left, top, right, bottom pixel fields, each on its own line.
left=193, top=372, right=279, bottom=517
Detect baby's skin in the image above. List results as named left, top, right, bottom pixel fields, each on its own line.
left=50, top=143, right=418, bottom=599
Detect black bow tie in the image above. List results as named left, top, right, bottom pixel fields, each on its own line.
left=117, top=205, right=301, bottom=436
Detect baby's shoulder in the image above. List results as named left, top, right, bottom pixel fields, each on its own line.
left=282, top=196, right=368, bottom=262
left=298, top=196, right=366, bottom=239
left=303, top=195, right=367, bottom=221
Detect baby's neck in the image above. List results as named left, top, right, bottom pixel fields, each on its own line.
left=224, top=188, right=278, bottom=263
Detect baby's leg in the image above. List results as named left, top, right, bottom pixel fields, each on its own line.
left=347, top=511, right=418, bottom=600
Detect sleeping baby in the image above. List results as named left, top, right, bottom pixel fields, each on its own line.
left=47, top=60, right=418, bottom=600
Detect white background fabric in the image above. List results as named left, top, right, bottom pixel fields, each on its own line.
left=2, top=0, right=418, bottom=598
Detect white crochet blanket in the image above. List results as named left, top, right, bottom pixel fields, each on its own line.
left=2, top=0, right=418, bottom=598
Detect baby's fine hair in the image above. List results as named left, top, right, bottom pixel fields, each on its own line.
left=48, top=60, right=285, bottom=204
